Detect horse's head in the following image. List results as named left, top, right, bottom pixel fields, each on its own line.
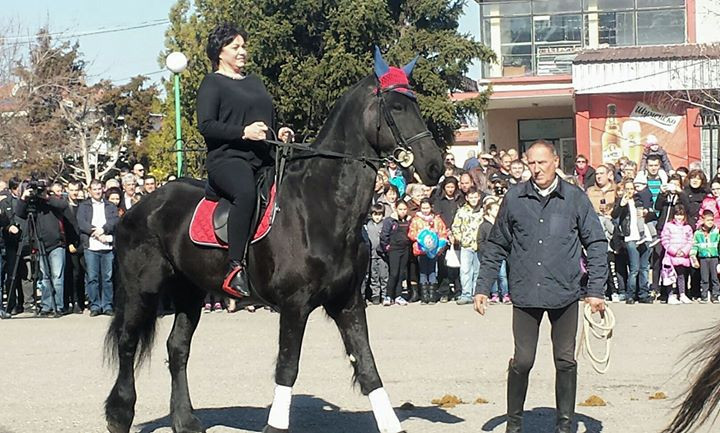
left=362, top=47, right=443, bottom=185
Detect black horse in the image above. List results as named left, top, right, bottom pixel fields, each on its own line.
left=663, top=324, right=720, bottom=433
left=104, top=50, right=443, bottom=433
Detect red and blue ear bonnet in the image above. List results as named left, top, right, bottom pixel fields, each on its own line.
left=374, top=46, right=418, bottom=99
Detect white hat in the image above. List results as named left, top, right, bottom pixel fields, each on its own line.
left=646, top=134, right=658, bottom=145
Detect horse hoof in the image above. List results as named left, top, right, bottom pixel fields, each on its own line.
left=173, top=415, right=206, bottom=433
left=106, top=421, right=130, bottom=433
left=262, top=426, right=289, bottom=433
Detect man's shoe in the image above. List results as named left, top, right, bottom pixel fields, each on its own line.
left=104, top=309, right=114, bottom=316
left=72, top=304, right=83, bottom=314
left=222, top=260, right=250, bottom=297
left=371, top=296, right=381, bottom=305
left=625, top=298, right=636, bottom=304
left=456, top=296, right=473, bottom=305
left=10, top=306, right=23, bottom=315
left=89, top=310, right=101, bottom=317
left=38, top=310, right=57, bottom=318
left=638, top=298, right=654, bottom=304
left=408, top=285, right=420, bottom=303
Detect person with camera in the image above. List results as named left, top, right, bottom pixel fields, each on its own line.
left=63, top=180, right=86, bottom=313
left=77, top=179, right=120, bottom=316
left=15, top=181, right=78, bottom=317
left=1, top=177, right=31, bottom=315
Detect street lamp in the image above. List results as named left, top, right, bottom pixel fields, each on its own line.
left=166, top=51, right=188, bottom=177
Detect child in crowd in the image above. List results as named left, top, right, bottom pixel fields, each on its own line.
left=690, top=209, right=720, bottom=303
left=203, top=293, right=224, bottom=313
left=379, top=201, right=412, bottom=306
left=476, top=197, right=509, bottom=304
left=364, top=203, right=388, bottom=305
left=698, top=180, right=720, bottom=228
left=408, top=198, right=448, bottom=304
left=640, top=134, right=673, bottom=173
left=660, top=205, right=694, bottom=304
left=451, top=187, right=484, bottom=305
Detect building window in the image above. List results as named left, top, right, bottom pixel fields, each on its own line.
left=481, top=0, right=686, bottom=78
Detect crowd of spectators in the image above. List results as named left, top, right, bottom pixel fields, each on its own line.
left=364, top=139, right=720, bottom=308
left=4, top=137, right=719, bottom=319
left=0, top=164, right=178, bottom=318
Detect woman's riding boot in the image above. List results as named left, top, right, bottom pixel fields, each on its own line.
left=223, top=260, right=250, bottom=297
left=506, top=360, right=529, bottom=433
left=555, top=366, right=577, bottom=433
left=428, top=284, right=438, bottom=304
left=408, top=284, right=420, bottom=303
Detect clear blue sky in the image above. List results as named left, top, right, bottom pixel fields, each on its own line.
left=2, top=0, right=482, bottom=86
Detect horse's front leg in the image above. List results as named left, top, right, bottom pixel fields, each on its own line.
left=325, top=290, right=405, bottom=433
left=263, top=306, right=311, bottom=433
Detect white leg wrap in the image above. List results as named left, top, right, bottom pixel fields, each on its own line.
left=369, top=388, right=403, bottom=433
left=268, top=385, right=292, bottom=430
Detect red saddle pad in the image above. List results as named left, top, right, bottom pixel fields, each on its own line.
left=189, top=184, right=277, bottom=249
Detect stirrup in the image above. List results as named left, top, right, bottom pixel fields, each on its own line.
left=222, top=262, right=250, bottom=298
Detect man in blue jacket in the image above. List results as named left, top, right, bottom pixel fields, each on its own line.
left=474, top=140, right=608, bottom=433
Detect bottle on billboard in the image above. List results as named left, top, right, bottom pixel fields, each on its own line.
left=621, top=120, right=643, bottom=163
left=601, top=104, right=622, bottom=164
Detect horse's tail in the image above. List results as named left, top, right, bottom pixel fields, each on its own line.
left=663, top=322, right=720, bottom=433
left=104, top=241, right=159, bottom=370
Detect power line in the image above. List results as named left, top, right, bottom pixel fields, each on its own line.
left=0, top=19, right=169, bottom=44
left=108, top=70, right=166, bottom=84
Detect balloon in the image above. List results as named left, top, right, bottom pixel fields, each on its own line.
left=417, top=228, right=447, bottom=259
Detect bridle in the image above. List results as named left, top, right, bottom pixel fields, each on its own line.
left=375, top=82, right=433, bottom=167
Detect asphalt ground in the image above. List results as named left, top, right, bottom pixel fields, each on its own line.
left=1, top=301, right=718, bottom=433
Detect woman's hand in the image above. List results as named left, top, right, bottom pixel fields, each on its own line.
left=278, top=127, right=294, bottom=143
left=243, top=121, right=269, bottom=141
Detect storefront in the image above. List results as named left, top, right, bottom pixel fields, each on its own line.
left=572, top=44, right=719, bottom=170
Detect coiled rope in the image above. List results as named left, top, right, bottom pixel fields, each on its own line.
left=576, top=303, right=615, bottom=374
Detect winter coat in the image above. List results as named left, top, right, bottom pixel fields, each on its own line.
left=408, top=213, right=448, bottom=257
left=690, top=227, right=720, bottom=258
left=660, top=220, right=693, bottom=267
left=697, top=194, right=720, bottom=229
left=364, top=219, right=384, bottom=259
left=379, top=216, right=412, bottom=253
left=684, top=185, right=707, bottom=227
left=451, top=203, right=484, bottom=250
left=655, top=191, right=690, bottom=233
left=640, top=147, right=673, bottom=173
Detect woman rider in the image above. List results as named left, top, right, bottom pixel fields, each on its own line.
left=197, top=23, right=293, bottom=297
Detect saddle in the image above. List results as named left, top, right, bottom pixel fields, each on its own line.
left=189, top=166, right=278, bottom=249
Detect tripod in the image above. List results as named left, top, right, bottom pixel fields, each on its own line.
left=3, top=211, right=58, bottom=318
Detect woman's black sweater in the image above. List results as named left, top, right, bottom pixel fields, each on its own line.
left=196, top=73, right=276, bottom=169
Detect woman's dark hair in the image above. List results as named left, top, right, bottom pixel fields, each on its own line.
left=673, top=204, right=687, bottom=217
left=441, top=176, right=458, bottom=189
left=686, top=169, right=708, bottom=190
left=105, top=187, right=122, bottom=201
left=384, top=184, right=399, bottom=197
left=668, top=173, right=683, bottom=185
left=206, top=23, right=248, bottom=71
left=420, top=198, right=433, bottom=207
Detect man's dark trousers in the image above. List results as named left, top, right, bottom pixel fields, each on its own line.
left=507, top=302, right=578, bottom=433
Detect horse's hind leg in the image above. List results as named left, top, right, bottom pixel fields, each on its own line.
left=325, top=291, right=405, bottom=433
left=167, top=284, right=206, bottom=433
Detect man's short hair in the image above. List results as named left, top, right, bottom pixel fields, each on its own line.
left=68, top=180, right=83, bottom=189
left=703, top=209, right=715, bottom=218
left=144, top=175, right=156, bottom=183
left=90, top=179, right=103, bottom=189
left=122, top=173, right=136, bottom=185
left=370, top=203, right=384, bottom=214
left=528, top=140, right=558, bottom=156
left=510, top=159, right=525, bottom=168
left=595, top=164, right=611, bottom=173
left=8, top=176, right=20, bottom=190
left=466, top=186, right=479, bottom=195
left=647, top=155, right=662, bottom=164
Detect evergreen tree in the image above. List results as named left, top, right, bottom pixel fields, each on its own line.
left=147, top=0, right=493, bottom=175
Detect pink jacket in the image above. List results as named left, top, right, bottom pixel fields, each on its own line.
left=697, top=194, right=720, bottom=228
left=661, top=220, right=694, bottom=267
